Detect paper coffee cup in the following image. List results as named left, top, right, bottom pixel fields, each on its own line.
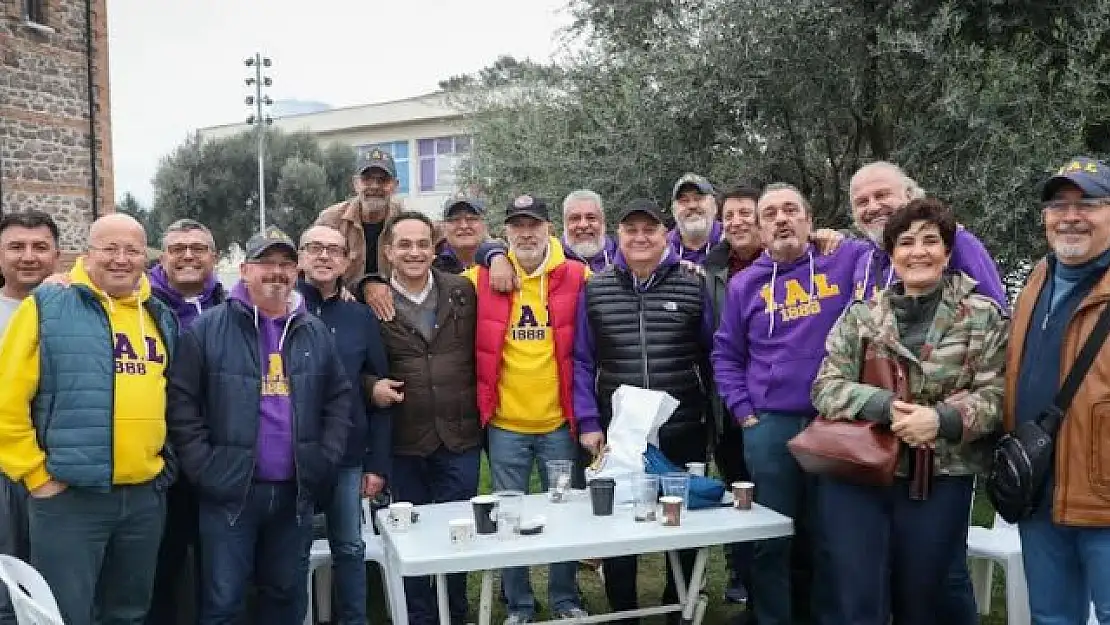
left=388, top=501, right=414, bottom=531
left=732, top=481, right=754, bottom=510
left=449, top=518, right=476, bottom=547
left=470, top=495, right=499, bottom=535
left=686, top=462, right=706, bottom=476
left=660, top=495, right=683, bottom=527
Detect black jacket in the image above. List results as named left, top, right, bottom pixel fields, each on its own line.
left=166, top=297, right=353, bottom=509
left=298, top=278, right=391, bottom=475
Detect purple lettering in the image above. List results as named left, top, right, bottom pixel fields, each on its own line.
left=113, top=334, right=138, bottom=360
left=145, top=337, right=165, bottom=364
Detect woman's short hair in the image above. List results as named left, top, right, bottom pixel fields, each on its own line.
left=882, top=197, right=958, bottom=255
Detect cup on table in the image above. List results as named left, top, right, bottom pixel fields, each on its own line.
left=546, top=460, right=574, bottom=503
left=660, top=495, right=683, bottom=527
left=685, top=462, right=706, bottom=476
left=661, top=472, right=691, bottom=509
left=632, top=474, right=659, bottom=522
left=494, top=490, right=524, bottom=538
left=470, top=494, right=499, bottom=535
left=387, top=502, right=414, bottom=532
left=588, top=478, right=616, bottom=516
left=732, top=481, right=755, bottom=511
left=449, top=518, right=476, bottom=548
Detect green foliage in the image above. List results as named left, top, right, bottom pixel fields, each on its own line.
left=447, top=0, right=1110, bottom=283
left=150, top=129, right=356, bottom=253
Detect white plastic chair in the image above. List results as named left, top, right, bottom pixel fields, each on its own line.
left=0, top=555, right=64, bottom=625
left=305, top=500, right=408, bottom=625
left=967, top=513, right=1029, bottom=625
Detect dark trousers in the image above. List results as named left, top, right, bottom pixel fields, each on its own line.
left=602, top=425, right=707, bottom=624
left=820, top=475, right=975, bottom=625
left=939, top=540, right=979, bottom=625
left=27, top=482, right=166, bottom=625
left=0, top=476, right=28, bottom=625
left=714, top=420, right=755, bottom=590
left=146, top=479, right=202, bottom=625
left=198, top=482, right=312, bottom=625
left=391, top=446, right=481, bottom=625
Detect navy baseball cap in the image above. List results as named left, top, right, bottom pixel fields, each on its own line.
left=672, top=173, right=714, bottom=200
left=504, top=194, right=550, bottom=223
left=444, top=197, right=486, bottom=217
left=1041, top=157, right=1110, bottom=201
left=245, top=226, right=297, bottom=260
left=355, top=148, right=397, bottom=178
left=617, top=198, right=666, bottom=224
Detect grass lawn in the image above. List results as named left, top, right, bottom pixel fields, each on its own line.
left=363, top=458, right=1013, bottom=625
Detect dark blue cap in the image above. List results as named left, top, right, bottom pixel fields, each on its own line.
left=444, top=197, right=486, bottom=217
left=1041, top=157, right=1110, bottom=201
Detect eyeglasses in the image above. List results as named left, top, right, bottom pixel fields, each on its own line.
left=390, top=240, right=433, bottom=252
left=247, top=259, right=297, bottom=271
left=300, top=242, right=348, bottom=258
left=166, top=243, right=212, bottom=256
left=89, top=245, right=145, bottom=260
left=1042, top=199, right=1109, bottom=213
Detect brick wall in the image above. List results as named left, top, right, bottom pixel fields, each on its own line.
left=0, top=0, right=114, bottom=253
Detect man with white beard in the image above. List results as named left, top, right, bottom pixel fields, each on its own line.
left=561, top=189, right=617, bottom=271
left=669, top=173, right=724, bottom=265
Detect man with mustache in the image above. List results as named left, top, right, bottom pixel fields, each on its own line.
left=1005, top=157, right=1110, bottom=625
left=713, top=184, right=871, bottom=625
left=145, top=218, right=226, bottom=625
left=434, top=197, right=495, bottom=273
left=464, top=195, right=589, bottom=624
left=561, top=189, right=617, bottom=271
left=0, top=214, right=178, bottom=625
left=0, top=210, right=61, bottom=625
left=167, top=226, right=352, bottom=625
left=669, top=173, right=724, bottom=265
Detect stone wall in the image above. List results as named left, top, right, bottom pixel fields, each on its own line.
left=0, top=0, right=114, bottom=252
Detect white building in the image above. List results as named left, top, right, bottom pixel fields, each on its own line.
left=195, top=92, right=471, bottom=219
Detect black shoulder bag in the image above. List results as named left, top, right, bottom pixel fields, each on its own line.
left=987, top=301, right=1110, bottom=523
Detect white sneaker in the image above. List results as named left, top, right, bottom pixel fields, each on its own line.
left=555, top=607, right=589, bottom=620
left=504, top=613, right=532, bottom=625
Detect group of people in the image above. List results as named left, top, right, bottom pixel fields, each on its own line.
left=0, top=146, right=1106, bottom=625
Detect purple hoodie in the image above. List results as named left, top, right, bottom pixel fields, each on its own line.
left=572, top=249, right=717, bottom=434
left=561, top=235, right=618, bottom=273
left=666, top=220, right=723, bottom=266
left=852, top=229, right=1009, bottom=311
left=712, top=239, right=870, bottom=421
left=148, top=264, right=225, bottom=329
left=229, top=280, right=305, bottom=482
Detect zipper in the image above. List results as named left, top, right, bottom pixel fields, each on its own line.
left=637, top=293, right=650, bottom=388
left=692, top=363, right=706, bottom=394
left=97, top=303, right=115, bottom=492
left=594, top=365, right=602, bottom=397
left=231, top=318, right=260, bottom=526
left=286, top=321, right=303, bottom=523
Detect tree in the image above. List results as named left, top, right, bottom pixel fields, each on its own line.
left=446, top=0, right=1110, bottom=283
left=150, top=129, right=356, bottom=252
left=115, top=192, right=164, bottom=248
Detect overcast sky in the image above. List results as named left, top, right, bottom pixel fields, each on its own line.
left=106, top=0, right=571, bottom=206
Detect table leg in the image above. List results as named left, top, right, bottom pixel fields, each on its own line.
left=667, top=550, right=688, bottom=606
left=681, top=548, right=710, bottom=624
left=436, top=573, right=451, bottom=625
left=479, top=571, right=494, bottom=625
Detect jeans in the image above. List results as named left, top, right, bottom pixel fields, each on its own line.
left=391, top=446, right=481, bottom=625
left=325, top=466, right=368, bottom=625
left=715, top=419, right=754, bottom=597
left=0, top=476, right=28, bottom=625
left=146, top=478, right=202, bottom=625
left=1020, top=486, right=1110, bottom=625
left=487, top=424, right=583, bottom=618
left=198, top=482, right=313, bottom=625
left=820, top=475, right=974, bottom=625
left=27, top=482, right=166, bottom=625
left=938, top=542, right=979, bottom=625
left=742, top=411, right=832, bottom=625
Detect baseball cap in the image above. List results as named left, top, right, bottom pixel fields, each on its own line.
left=354, top=148, right=397, bottom=178
left=504, top=194, right=550, bottom=223
left=672, top=173, right=714, bottom=200
left=1041, top=157, right=1110, bottom=201
left=245, top=226, right=297, bottom=261
left=617, top=198, right=666, bottom=224
left=444, top=197, right=486, bottom=218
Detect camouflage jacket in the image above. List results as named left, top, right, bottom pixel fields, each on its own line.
left=811, top=272, right=1008, bottom=476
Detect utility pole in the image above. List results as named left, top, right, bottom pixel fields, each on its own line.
left=245, top=53, right=273, bottom=232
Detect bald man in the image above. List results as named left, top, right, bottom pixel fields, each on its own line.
left=0, top=214, right=178, bottom=625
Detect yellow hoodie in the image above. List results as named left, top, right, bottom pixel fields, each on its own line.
left=466, top=238, right=589, bottom=434
left=0, top=258, right=168, bottom=490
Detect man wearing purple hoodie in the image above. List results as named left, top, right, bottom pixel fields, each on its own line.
left=562, top=189, right=618, bottom=272
left=146, top=218, right=225, bottom=625
left=712, top=183, right=870, bottom=625
left=668, top=173, right=724, bottom=265
left=167, top=226, right=352, bottom=625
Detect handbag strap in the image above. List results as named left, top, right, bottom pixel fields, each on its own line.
left=1040, top=300, right=1110, bottom=433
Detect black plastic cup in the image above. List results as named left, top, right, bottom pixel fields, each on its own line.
left=471, top=495, right=498, bottom=534
left=588, top=478, right=616, bottom=516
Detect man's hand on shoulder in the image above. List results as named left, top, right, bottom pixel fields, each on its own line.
left=362, top=282, right=395, bottom=321
left=489, top=254, right=519, bottom=293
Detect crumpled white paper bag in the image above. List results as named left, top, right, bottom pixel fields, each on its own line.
left=585, top=385, right=679, bottom=504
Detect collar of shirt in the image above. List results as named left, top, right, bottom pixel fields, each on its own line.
left=390, top=271, right=435, bottom=305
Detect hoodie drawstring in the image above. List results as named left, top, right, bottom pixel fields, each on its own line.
left=767, top=251, right=816, bottom=338
left=860, top=250, right=895, bottom=301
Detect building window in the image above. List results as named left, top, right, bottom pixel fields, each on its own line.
left=24, top=0, right=45, bottom=25
left=355, top=141, right=410, bottom=194
left=418, top=135, right=471, bottom=193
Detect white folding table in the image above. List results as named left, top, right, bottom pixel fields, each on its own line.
left=376, top=491, right=793, bottom=625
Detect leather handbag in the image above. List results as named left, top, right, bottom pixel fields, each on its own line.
left=788, top=340, right=907, bottom=486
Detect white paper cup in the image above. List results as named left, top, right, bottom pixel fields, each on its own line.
left=686, top=462, right=706, bottom=476
left=449, top=518, right=476, bottom=548
left=388, top=502, right=414, bottom=532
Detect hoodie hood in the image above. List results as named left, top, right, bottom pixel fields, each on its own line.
left=148, top=263, right=224, bottom=328
left=70, top=256, right=152, bottom=309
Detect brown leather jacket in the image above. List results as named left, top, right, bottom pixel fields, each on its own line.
left=315, top=197, right=402, bottom=285
left=1004, top=259, right=1110, bottom=526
